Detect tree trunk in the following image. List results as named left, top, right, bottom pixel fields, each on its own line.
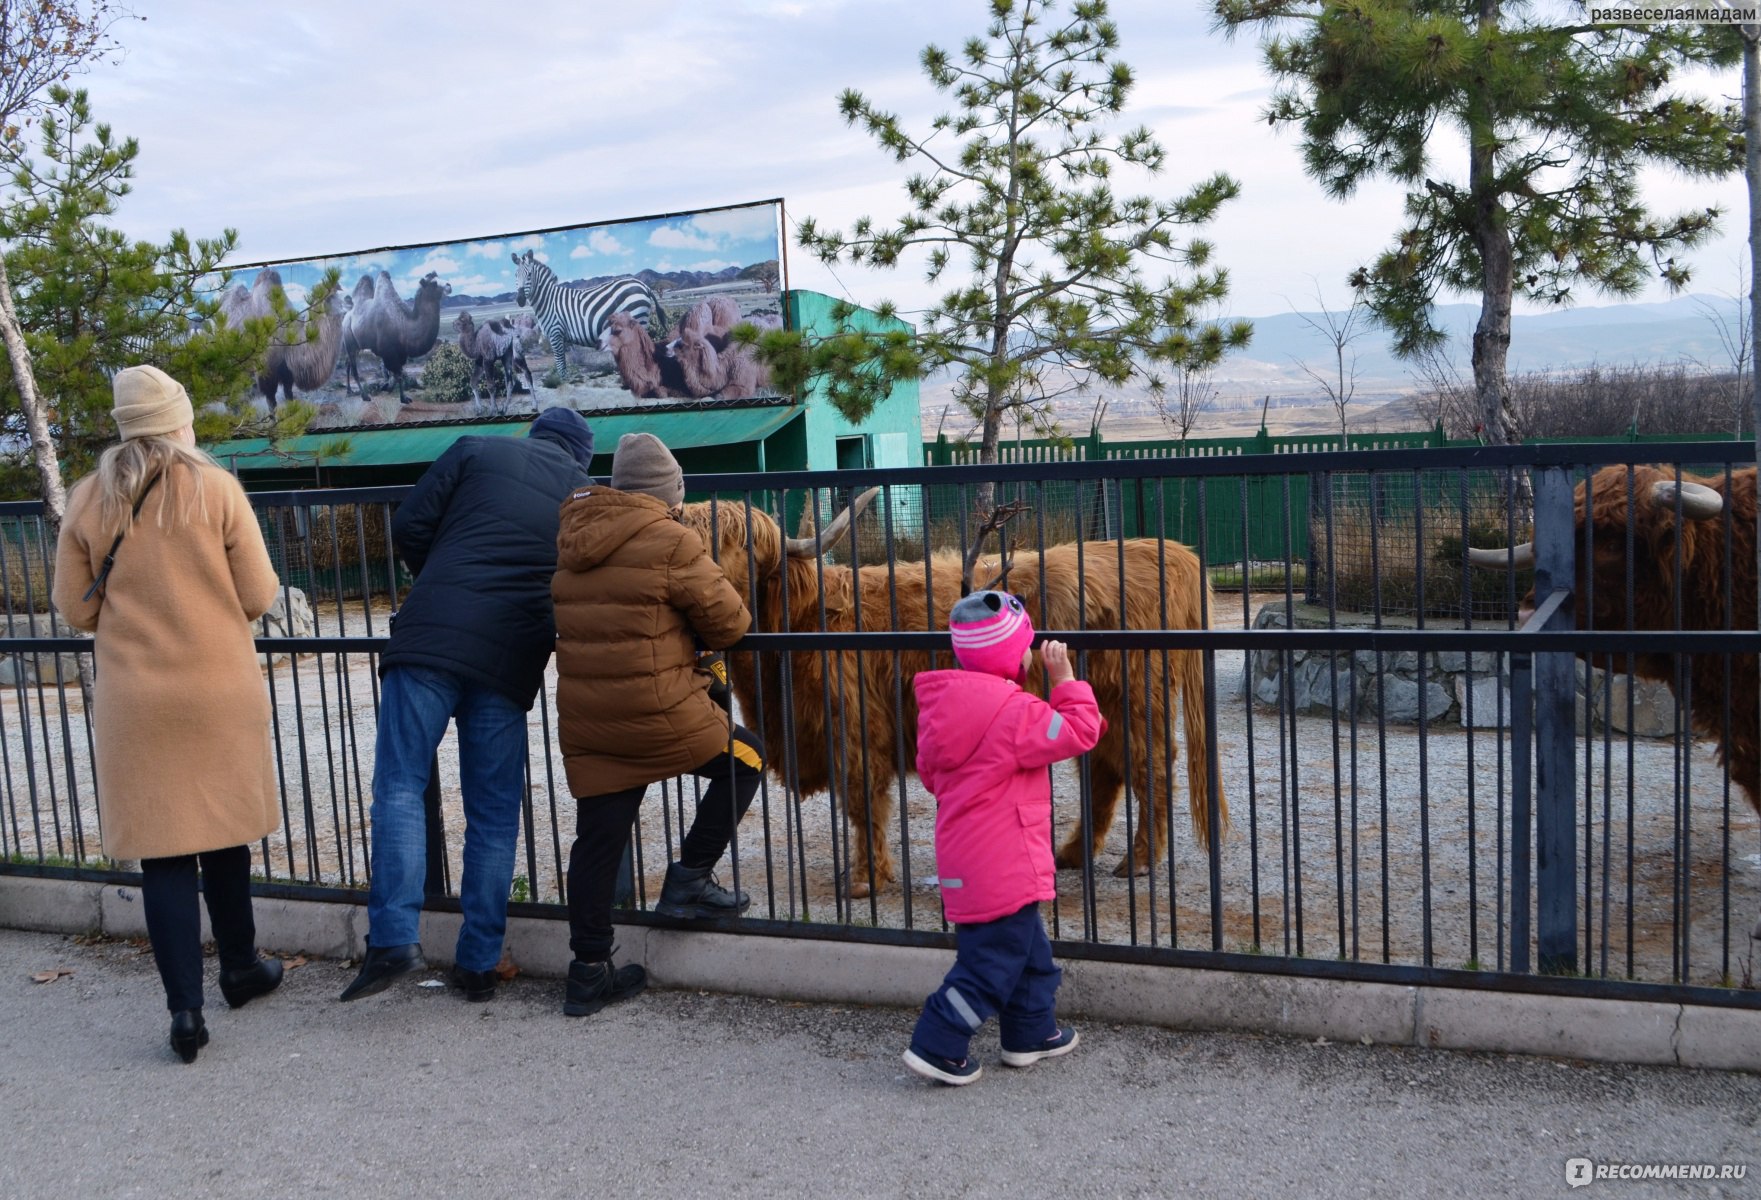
left=0, top=255, right=67, bottom=534
left=1469, top=0, right=1515, bottom=447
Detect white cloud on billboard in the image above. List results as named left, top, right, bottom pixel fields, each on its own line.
left=684, top=206, right=777, bottom=243
left=465, top=240, right=505, bottom=259
left=649, top=225, right=718, bottom=252
left=589, top=230, right=626, bottom=255
left=508, top=234, right=546, bottom=253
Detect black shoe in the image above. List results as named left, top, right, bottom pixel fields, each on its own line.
left=902, top=1044, right=981, bottom=1086
left=655, top=862, right=750, bottom=919
left=170, top=1010, right=209, bottom=1064
left=450, top=965, right=497, bottom=1003
left=563, top=957, right=648, bottom=1018
left=219, top=957, right=284, bottom=1010
left=338, top=943, right=425, bottom=1002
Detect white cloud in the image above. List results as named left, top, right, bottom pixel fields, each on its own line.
left=684, top=206, right=779, bottom=243
left=509, top=234, right=546, bottom=253
left=465, top=240, right=506, bottom=259
left=649, top=225, right=719, bottom=252
left=589, top=229, right=625, bottom=255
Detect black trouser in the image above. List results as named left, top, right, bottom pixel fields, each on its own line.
left=139, top=845, right=258, bottom=1013
left=567, top=725, right=764, bottom=962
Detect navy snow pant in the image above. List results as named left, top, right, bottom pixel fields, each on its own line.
left=911, top=901, right=1060, bottom=1061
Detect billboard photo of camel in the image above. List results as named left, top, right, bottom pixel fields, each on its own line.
left=208, top=199, right=786, bottom=429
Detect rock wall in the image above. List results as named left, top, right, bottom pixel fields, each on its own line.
left=1248, top=603, right=1678, bottom=736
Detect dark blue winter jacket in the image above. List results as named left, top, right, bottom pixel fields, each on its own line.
left=381, top=430, right=591, bottom=709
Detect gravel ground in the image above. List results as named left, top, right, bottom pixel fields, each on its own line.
left=4, top=595, right=1758, bottom=990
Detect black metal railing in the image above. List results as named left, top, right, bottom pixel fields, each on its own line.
left=2, top=443, right=1758, bottom=1010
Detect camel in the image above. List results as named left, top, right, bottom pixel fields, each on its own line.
left=217, top=268, right=352, bottom=409
left=604, top=310, right=689, bottom=398
left=455, top=311, right=535, bottom=406
left=341, top=270, right=451, bottom=403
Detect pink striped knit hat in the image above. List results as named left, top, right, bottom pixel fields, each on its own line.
left=949, top=590, right=1035, bottom=680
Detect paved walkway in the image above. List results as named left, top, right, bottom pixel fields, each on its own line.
left=0, top=927, right=1755, bottom=1199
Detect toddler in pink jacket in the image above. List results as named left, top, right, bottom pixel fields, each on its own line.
left=902, top=589, right=1107, bottom=1086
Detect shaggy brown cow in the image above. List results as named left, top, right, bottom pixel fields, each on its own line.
left=680, top=491, right=1228, bottom=899
left=1471, top=464, right=1761, bottom=824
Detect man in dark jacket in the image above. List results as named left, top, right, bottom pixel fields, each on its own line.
left=342, top=407, right=596, bottom=1004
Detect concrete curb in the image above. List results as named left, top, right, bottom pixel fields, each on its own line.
left=3, top=874, right=1754, bottom=1072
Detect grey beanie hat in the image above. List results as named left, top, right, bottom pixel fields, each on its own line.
left=610, top=432, right=684, bottom=507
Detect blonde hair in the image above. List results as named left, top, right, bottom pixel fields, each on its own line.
left=91, top=436, right=221, bottom=539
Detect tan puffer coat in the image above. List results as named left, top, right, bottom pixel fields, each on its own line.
left=551, top=486, right=750, bottom=797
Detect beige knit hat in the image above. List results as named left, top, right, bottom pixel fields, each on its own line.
left=610, top=432, right=684, bottom=507
left=112, top=365, right=194, bottom=440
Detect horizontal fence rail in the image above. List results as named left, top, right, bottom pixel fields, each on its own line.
left=2, top=442, right=1759, bottom=1010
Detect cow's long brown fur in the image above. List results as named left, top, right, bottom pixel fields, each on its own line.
left=1563, top=465, right=1760, bottom=816
left=681, top=501, right=1228, bottom=897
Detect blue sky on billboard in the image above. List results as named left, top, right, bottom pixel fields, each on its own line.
left=224, top=204, right=783, bottom=305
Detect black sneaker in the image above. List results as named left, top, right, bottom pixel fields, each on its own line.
left=1001, top=1024, right=1079, bottom=1068
left=902, top=1045, right=982, bottom=1086
left=655, top=862, right=750, bottom=919
left=563, top=958, right=648, bottom=1018
left=450, top=965, right=497, bottom=1003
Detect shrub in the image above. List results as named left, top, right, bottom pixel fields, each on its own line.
left=417, top=343, right=474, bottom=404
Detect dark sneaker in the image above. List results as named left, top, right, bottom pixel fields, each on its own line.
left=563, top=958, right=648, bottom=1018
left=903, top=1045, right=982, bottom=1086
left=1001, top=1024, right=1079, bottom=1068
left=655, top=862, right=750, bottom=919
left=450, top=965, right=497, bottom=1003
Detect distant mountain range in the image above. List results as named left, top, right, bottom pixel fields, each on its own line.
left=1211, top=294, right=1743, bottom=399
left=441, top=261, right=779, bottom=308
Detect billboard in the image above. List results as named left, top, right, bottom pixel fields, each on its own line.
left=213, top=199, right=786, bottom=429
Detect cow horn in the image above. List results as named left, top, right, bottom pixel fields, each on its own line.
left=1466, top=542, right=1536, bottom=570
left=784, top=487, right=880, bottom=558
left=1652, top=479, right=1724, bottom=520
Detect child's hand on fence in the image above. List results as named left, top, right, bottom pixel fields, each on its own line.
left=1041, top=640, right=1074, bottom=686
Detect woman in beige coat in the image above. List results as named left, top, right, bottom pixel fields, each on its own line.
left=53, top=365, right=285, bottom=1063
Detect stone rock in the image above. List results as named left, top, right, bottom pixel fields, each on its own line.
left=258, top=586, right=313, bottom=668
left=1379, top=674, right=1453, bottom=723
left=1595, top=674, right=1678, bottom=740
left=1435, top=650, right=1505, bottom=675
left=1455, top=674, right=1512, bottom=729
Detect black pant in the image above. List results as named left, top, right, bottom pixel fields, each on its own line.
left=567, top=725, right=764, bottom=962
left=139, top=845, right=258, bottom=1013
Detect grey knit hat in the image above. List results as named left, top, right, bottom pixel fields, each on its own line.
left=610, top=432, right=684, bottom=507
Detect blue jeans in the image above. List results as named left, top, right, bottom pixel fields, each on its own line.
left=368, top=666, right=528, bottom=973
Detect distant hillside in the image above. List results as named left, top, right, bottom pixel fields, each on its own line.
left=1214, top=295, right=1740, bottom=397
left=442, top=260, right=780, bottom=308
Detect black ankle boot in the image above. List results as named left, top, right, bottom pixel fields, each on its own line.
left=338, top=943, right=426, bottom=1002
left=656, top=862, right=750, bottom=919
left=563, top=957, right=647, bottom=1018
left=219, top=957, right=284, bottom=1009
left=169, top=1009, right=208, bottom=1064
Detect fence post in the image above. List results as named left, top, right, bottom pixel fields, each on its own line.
left=1531, top=466, right=1579, bottom=975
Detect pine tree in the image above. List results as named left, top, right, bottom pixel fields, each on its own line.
left=785, top=0, right=1250, bottom=514
left=1216, top=0, right=1742, bottom=444
left=0, top=87, right=335, bottom=504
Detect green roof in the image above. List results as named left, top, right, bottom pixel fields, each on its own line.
left=209, top=405, right=804, bottom=470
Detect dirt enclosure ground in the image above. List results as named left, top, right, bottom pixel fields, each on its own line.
left=4, top=595, right=1757, bottom=991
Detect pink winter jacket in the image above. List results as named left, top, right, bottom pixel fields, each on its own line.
left=913, top=669, right=1107, bottom=924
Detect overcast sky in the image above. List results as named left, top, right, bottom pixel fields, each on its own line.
left=74, top=0, right=1748, bottom=326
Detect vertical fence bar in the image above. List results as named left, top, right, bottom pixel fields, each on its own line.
left=1531, top=465, right=1579, bottom=976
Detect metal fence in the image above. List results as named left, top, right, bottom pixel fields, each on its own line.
left=2, top=442, right=1758, bottom=1012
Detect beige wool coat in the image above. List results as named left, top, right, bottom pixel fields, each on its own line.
left=552, top=487, right=751, bottom=796
left=52, top=462, right=281, bottom=861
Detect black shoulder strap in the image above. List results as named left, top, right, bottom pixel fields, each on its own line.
left=80, top=471, right=164, bottom=603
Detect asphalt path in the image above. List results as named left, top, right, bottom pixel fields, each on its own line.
left=0, top=928, right=1754, bottom=1199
